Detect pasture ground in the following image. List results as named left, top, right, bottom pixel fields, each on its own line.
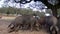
left=0, top=16, right=52, bottom=34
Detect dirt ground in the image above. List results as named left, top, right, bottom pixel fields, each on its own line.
left=0, top=17, right=49, bottom=34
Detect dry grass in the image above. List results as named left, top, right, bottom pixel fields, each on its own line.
left=1, top=16, right=16, bottom=20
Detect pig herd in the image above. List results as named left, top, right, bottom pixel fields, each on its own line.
left=8, top=14, right=60, bottom=34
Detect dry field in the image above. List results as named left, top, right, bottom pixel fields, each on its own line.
left=0, top=16, right=49, bottom=34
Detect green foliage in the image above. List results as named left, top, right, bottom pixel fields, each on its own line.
left=6, top=11, right=10, bottom=16
left=57, top=9, right=60, bottom=16
left=0, top=7, right=45, bottom=17
left=34, top=11, right=45, bottom=17
left=0, top=7, right=34, bottom=15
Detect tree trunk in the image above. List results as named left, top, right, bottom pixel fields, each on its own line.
left=51, top=7, right=57, bottom=18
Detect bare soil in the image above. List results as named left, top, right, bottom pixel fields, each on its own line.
left=0, top=17, right=49, bottom=34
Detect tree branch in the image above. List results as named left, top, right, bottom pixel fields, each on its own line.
left=14, top=0, right=32, bottom=4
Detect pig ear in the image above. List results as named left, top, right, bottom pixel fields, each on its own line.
left=33, top=16, right=35, bottom=18
left=10, top=24, right=14, bottom=28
